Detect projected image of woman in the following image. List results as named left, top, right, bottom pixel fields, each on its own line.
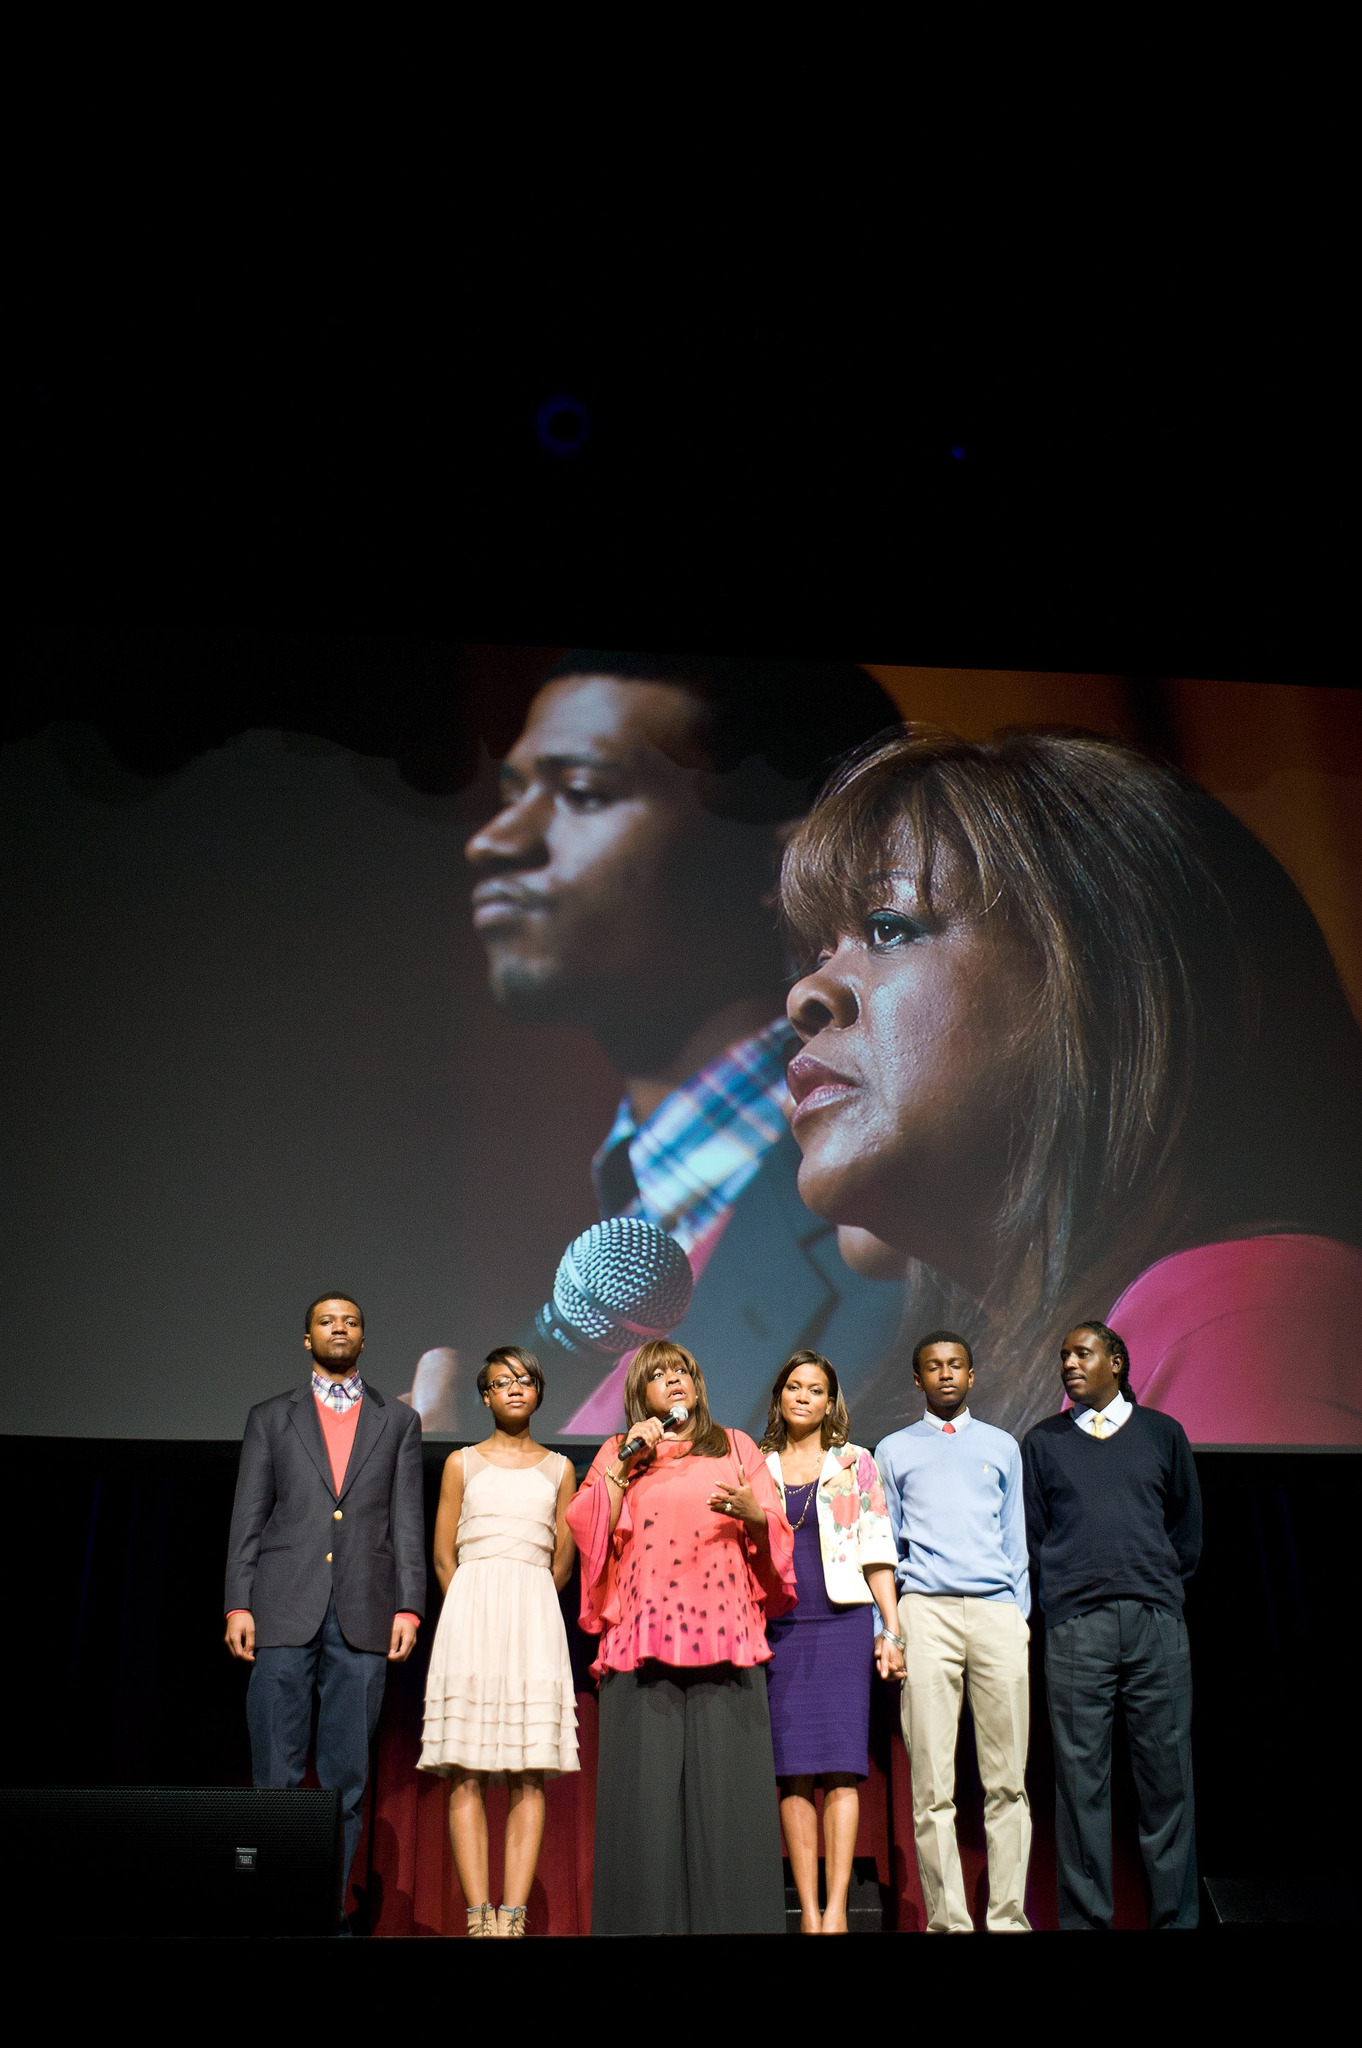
left=780, top=727, right=1362, bottom=1444
left=566, top=1339, right=795, bottom=1934
left=418, top=1347, right=579, bottom=1937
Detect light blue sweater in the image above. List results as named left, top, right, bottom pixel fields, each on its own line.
left=874, top=1412, right=1030, bottom=1617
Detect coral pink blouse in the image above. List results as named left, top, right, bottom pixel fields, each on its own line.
left=566, top=1429, right=796, bottom=1678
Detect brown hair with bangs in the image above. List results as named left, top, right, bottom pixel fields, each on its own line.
left=781, top=722, right=1362, bottom=1434
left=759, top=1350, right=850, bottom=1454
left=621, top=1339, right=731, bottom=1459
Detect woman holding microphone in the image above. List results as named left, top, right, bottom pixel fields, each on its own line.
left=567, top=1338, right=796, bottom=1935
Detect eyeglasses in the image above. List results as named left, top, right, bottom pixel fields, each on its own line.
left=646, top=1367, right=694, bottom=1383
left=487, top=1374, right=535, bottom=1393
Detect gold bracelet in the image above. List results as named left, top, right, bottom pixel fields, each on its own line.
left=604, top=1467, right=627, bottom=1490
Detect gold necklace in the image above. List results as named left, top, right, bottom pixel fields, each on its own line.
left=785, top=1479, right=818, bottom=1529
left=781, top=1455, right=822, bottom=1527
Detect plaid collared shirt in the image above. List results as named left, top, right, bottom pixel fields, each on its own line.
left=591, top=1016, right=796, bottom=1253
left=312, top=1367, right=364, bottom=1414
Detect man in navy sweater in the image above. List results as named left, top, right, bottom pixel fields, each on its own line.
left=1023, top=1320, right=1203, bottom=1930
left=876, top=1331, right=1032, bottom=1933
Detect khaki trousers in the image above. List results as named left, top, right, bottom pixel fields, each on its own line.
left=900, top=1594, right=1032, bottom=1932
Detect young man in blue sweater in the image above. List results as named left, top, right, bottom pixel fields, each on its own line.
left=1023, top=1321, right=1202, bottom=1930
left=875, top=1331, right=1032, bottom=1932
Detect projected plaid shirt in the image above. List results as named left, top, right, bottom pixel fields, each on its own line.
left=591, top=1016, right=796, bottom=1254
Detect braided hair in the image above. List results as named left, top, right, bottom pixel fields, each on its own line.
left=1068, top=1321, right=1138, bottom=1402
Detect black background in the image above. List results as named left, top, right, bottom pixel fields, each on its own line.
left=17, top=309, right=1349, bottom=694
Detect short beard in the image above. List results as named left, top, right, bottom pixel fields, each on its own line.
left=487, top=954, right=595, bottom=1028
left=486, top=954, right=719, bottom=1076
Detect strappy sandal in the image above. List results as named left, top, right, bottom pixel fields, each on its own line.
left=466, top=1903, right=496, bottom=1937
left=496, top=1905, right=528, bottom=1938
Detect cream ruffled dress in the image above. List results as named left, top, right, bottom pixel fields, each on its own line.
left=418, top=1445, right=579, bottom=1779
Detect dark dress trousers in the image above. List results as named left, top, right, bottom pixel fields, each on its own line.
left=225, top=1382, right=425, bottom=1899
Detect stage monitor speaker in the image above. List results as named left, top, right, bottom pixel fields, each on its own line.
left=1204, top=1875, right=1360, bottom=1927
left=0, top=1788, right=343, bottom=1937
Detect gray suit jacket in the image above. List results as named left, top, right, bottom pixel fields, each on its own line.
left=225, top=1381, right=426, bottom=1652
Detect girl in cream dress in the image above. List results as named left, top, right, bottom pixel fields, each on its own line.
left=419, top=1347, right=578, bottom=1938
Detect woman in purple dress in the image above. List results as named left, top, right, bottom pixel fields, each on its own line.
left=761, top=1351, right=903, bottom=1933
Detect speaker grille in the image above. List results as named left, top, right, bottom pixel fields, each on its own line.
left=0, top=1787, right=343, bottom=1936
left=540, top=1216, right=694, bottom=1358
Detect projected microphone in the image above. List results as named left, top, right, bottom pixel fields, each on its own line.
left=620, top=1402, right=689, bottom=1462
left=534, top=1216, right=694, bottom=1361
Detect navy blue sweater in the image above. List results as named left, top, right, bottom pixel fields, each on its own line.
left=1021, top=1405, right=1202, bottom=1625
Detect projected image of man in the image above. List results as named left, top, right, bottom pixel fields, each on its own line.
left=417, top=652, right=911, bottom=1438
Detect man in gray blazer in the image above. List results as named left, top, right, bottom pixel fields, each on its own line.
left=225, top=1293, right=426, bottom=1908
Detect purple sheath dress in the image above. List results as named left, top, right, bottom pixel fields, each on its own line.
left=764, top=1480, right=875, bottom=1780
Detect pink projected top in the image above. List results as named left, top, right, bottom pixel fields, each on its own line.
left=566, top=1430, right=796, bottom=1678
left=1108, top=1233, right=1362, bottom=1445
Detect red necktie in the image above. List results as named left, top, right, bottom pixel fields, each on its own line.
left=942, top=1422, right=956, bottom=1435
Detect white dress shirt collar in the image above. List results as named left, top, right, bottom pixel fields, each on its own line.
left=1073, top=1390, right=1132, bottom=1436
left=924, top=1406, right=972, bottom=1433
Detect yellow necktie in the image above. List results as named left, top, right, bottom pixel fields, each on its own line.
left=1092, top=1415, right=1107, bottom=1440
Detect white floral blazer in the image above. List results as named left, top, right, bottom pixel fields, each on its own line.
left=764, top=1442, right=898, bottom=1609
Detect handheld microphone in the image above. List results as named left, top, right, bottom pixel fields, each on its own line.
left=534, top=1216, right=694, bottom=1361
left=620, top=1402, right=689, bottom=1462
